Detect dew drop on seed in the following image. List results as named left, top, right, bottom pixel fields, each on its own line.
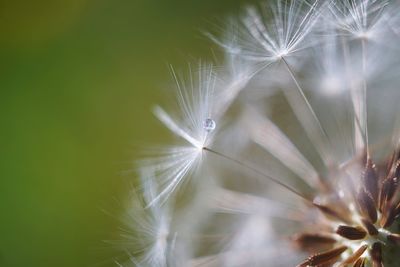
left=203, top=118, right=216, bottom=132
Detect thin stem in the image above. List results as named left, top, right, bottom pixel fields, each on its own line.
left=281, top=56, right=331, bottom=165
left=361, top=38, right=369, bottom=158
left=340, top=36, right=356, bottom=155
left=202, top=146, right=312, bottom=202
left=340, top=36, right=366, bottom=155
left=281, top=57, right=328, bottom=139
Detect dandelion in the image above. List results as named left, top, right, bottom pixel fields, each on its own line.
left=119, top=0, right=400, bottom=266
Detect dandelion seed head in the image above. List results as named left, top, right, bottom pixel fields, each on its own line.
left=124, top=0, right=400, bottom=266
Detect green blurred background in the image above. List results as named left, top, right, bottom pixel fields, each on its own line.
left=0, top=0, right=256, bottom=266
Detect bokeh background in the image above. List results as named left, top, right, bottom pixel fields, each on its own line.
left=0, top=0, right=256, bottom=266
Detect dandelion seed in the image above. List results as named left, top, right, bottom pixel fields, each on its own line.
left=153, top=63, right=217, bottom=150
left=328, top=0, right=390, bottom=42
left=238, top=0, right=326, bottom=61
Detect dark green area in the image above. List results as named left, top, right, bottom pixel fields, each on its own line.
left=0, top=0, right=255, bottom=266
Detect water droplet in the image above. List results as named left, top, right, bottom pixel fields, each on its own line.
left=203, top=118, right=216, bottom=132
